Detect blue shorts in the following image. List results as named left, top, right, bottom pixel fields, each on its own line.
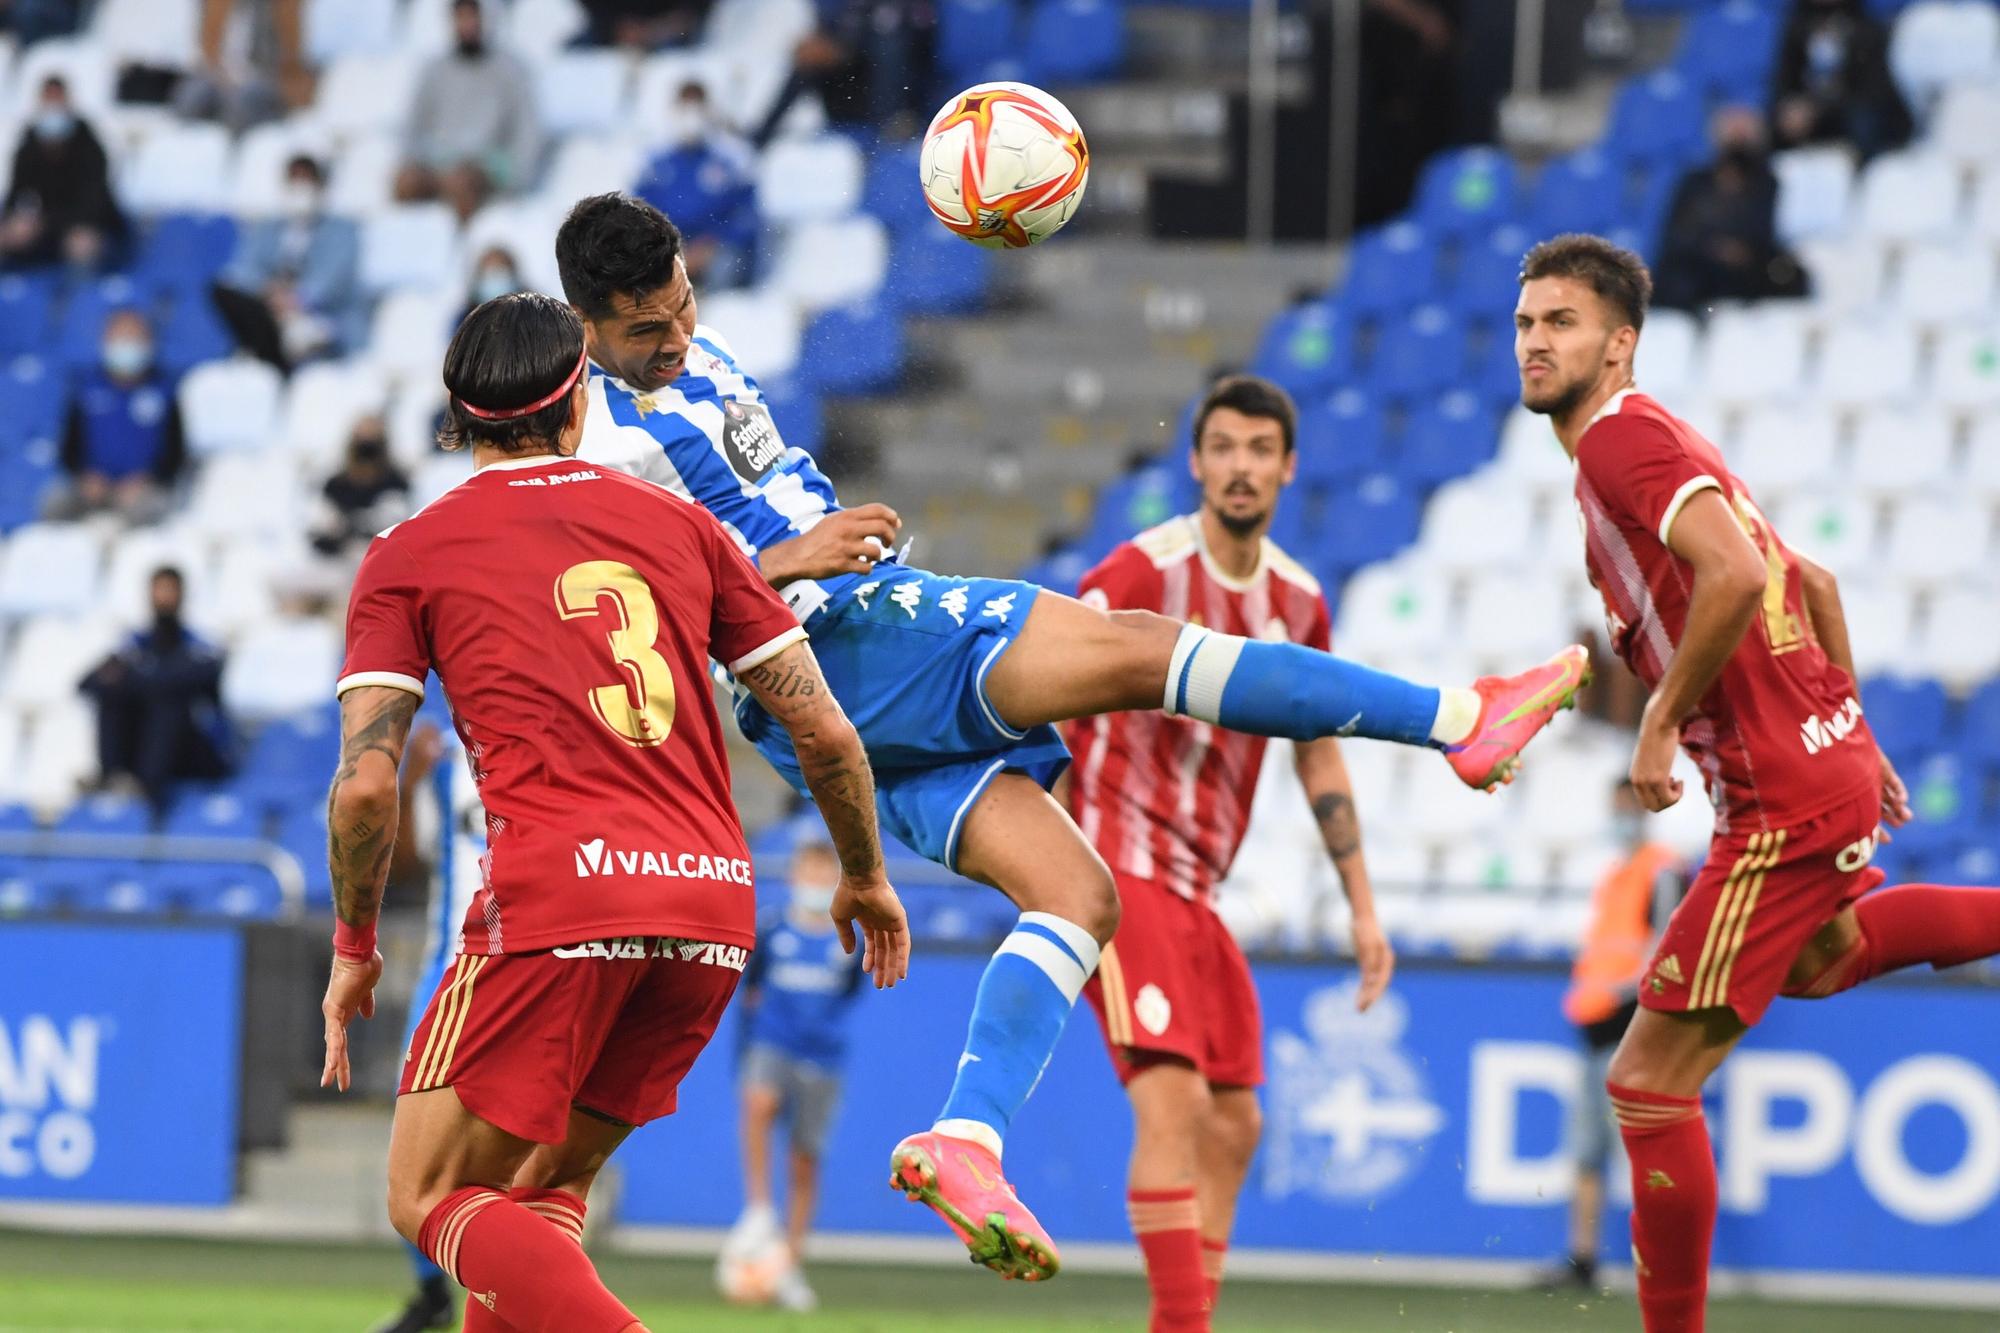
left=735, top=565, right=1070, bottom=872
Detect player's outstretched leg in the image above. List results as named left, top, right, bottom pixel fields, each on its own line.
left=1780, top=883, right=2000, bottom=1000
left=889, top=774, right=1116, bottom=1281
left=982, top=592, right=1588, bottom=791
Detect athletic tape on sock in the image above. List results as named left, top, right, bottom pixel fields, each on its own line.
left=1179, top=631, right=1246, bottom=723
left=1018, top=910, right=1102, bottom=975
left=1163, top=624, right=1208, bottom=713
left=997, top=928, right=1091, bottom=1003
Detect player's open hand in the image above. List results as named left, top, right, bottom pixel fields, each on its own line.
left=762, top=504, right=901, bottom=583
left=831, top=872, right=911, bottom=989
left=319, top=951, right=383, bottom=1093
left=1878, top=751, right=1912, bottom=828
left=1351, top=914, right=1394, bottom=1012
left=1629, top=713, right=1683, bottom=811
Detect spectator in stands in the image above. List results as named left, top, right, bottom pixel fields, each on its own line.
left=309, top=417, right=412, bottom=560
left=1653, top=107, right=1807, bottom=313
left=459, top=244, right=526, bottom=325
left=581, top=0, right=710, bottom=51
left=45, top=309, right=185, bottom=523
left=79, top=566, right=235, bottom=808
left=636, top=81, right=758, bottom=289
left=0, top=76, right=126, bottom=272
left=1771, top=0, right=1911, bottom=162
left=211, top=154, right=364, bottom=371
left=175, top=0, right=314, bottom=132
left=749, top=0, right=937, bottom=144
left=394, top=0, right=543, bottom=224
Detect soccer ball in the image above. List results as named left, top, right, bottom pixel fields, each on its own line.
left=919, top=81, right=1090, bottom=249
left=714, top=1233, right=789, bottom=1305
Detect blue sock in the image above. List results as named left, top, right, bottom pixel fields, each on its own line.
left=407, top=1238, right=444, bottom=1285
left=1164, top=625, right=1442, bottom=746
left=934, top=912, right=1100, bottom=1157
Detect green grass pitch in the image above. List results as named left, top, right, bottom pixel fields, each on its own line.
left=0, top=1230, right=1990, bottom=1331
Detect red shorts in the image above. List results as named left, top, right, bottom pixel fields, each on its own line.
left=1642, top=786, right=1885, bottom=1026
left=397, top=936, right=746, bottom=1144
left=1084, top=872, right=1263, bottom=1088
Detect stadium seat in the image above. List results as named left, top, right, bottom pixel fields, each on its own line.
left=1797, top=235, right=1885, bottom=316
left=1294, top=386, right=1388, bottom=482
left=770, top=216, right=890, bottom=312
left=1674, top=0, right=1782, bottom=103
left=156, top=289, right=239, bottom=378
left=90, top=0, right=200, bottom=67
left=0, top=274, right=55, bottom=358
left=1772, top=491, right=1880, bottom=582
left=1835, top=579, right=1919, bottom=677
left=1493, top=406, right=1573, bottom=494
left=1931, top=320, right=2000, bottom=409
left=1416, top=475, right=1540, bottom=573
left=508, top=0, right=589, bottom=55
left=1025, top=0, right=1125, bottom=83
left=798, top=300, right=905, bottom=394
left=312, top=52, right=418, bottom=141
left=101, top=525, right=210, bottom=628
left=1457, top=570, right=1572, bottom=663
left=1813, top=321, right=1922, bottom=408
left=228, top=118, right=330, bottom=217
left=11, top=39, right=114, bottom=121
left=0, top=522, right=102, bottom=619
left=179, top=358, right=283, bottom=455
left=1371, top=304, right=1466, bottom=403
left=1400, top=391, right=1499, bottom=488
left=1602, top=70, right=1708, bottom=174
left=1889, top=0, right=2000, bottom=110
left=1855, top=152, right=1962, bottom=243
left=1963, top=413, right=2000, bottom=499
left=1862, top=674, right=1951, bottom=759
left=1412, top=147, right=1518, bottom=241
left=1932, top=79, right=2000, bottom=169
left=1450, top=224, right=1532, bottom=324
left=758, top=378, right=823, bottom=455
left=1318, top=474, right=1422, bottom=569
left=182, top=862, right=289, bottom=920
left=694, top=289, right=802, bottom=379
left=326, top=133, right=399, bottom=217
left=1529, top=148, right=1624, bottom=238
left=55, top=273, right=147, bottom=370
left=1248, top=300, right=1352, bottom=400
left=1340, top=222, right=1438, bottom=319
left=884, top=223, right=994, bottom=315
left=164, top=787, right=262, bottom=840
left=1895, top=240, right=1997, bottom=326
left=282, top=359, right=391, bottom=472
left=305, top=0, right=400, bottom=63
left=135, top=212, right=238, bottom=300
left=1632, top=307, right=1700, bottom=400
left=1850, top=404, right=1956, bottom=499
left=222, top=618, right=340, bottom=721
left=1883, top=496, right=1992, bottom=584
left=1773, top=146, right=1856, bottom=245
left=187, top=453, right=301, bottom=542
left=0, top=614, right=117, bottom=714
left=359, top=203, right=460, bottom=295
left=412, top=453, right=474, bottom=509
left=1699, top=305, right=1809, bottom=405
left=937, top=0, right=1022, bottom=84
left=121, top=121, right=233, bottom=216
left=17, top=702, right=96, bottom=817
left=537, top=49, right=633, bottom=136
left=756, top=136, right=864, bottom=225
left=367, top=288, right=460, bottom=386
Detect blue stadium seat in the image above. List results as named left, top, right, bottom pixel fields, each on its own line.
left=1899, top=753, right=1982, bottom=851
left=1402, top=390, right=1501, bottom=488
left=0, top=354, right=66, bottom=448
left=1961, top=679, right=2000, bottom=770
left=0, top=805, right=38, bottom=833
left=1451, top=225, right=1533, bottom=324
left=760, top=378, right=824, bottom=456
left=861, top=141, right=932, bottom=232
left=56, top=792, right=153, bottom=837
left=242, top=705, right=341, bottom=809
left=1603, top=70, right=1710, bottom=174
left=885, top=226, right=993, bottom=315
left=135, top=213, right=237, bottom=300
left=156, top=287, right=237, bottom=377
left=1018, top=543, right=1095, bottom=597
left=799, top=300, right=906, bottom=394
left=277, top=809, right=334, bottom=907
left=179, top=862, right=287, bottom=920
left=937, top=0, right=1023, bottom=84
left=1675, top=1, right=1782, bottom=106
left=1248, top=299, right=1352, bottom=399
left=1529, top=149, right=1626, bottom=239
left=1371, top=304, right=1468, bottom=403
left=1411, top=147, right=1519, bottom=242
left=1318, top=473, right=1421, bottom=568
left=1295, top=386, right=1388, bottom=484
left=71, top=863, right=170, bottom=916
left=1466, top=325, right=1528, bottom=408
left=1025, top=0, right=1125, bottom=83
left=163, top=787, right=262, bottom=840
left=1861, top=675, right=1950, bottom=760
left=0, top=273, right=57, bottom=357
left=0, top=870, right=65, bottom=915
left=56, top=274, right=149, bottom=370
left=1085, top=460, right=1182, bottom=549
left=1340, top=221, right=1439, bottom=321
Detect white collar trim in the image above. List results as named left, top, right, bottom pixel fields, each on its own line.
left=1585, top=386, right=1637, bottom=431
left=1189, top=513, right=1267, bottom=592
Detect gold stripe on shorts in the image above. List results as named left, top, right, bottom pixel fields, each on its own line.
left=1705, top=829, right=1786, bottom=1009
left=1098, top=942, right=1132, bottom=1046
left=1691, top=831, right=1785, bottom=1009
left=1689, top=834, right=1764, bottom=1009
left=414, top=955, right=488, bottom=1091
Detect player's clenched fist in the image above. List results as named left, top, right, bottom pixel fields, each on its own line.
left=320, top=951, right=383, bottom=1092
left=831, top=872, right=911, bottom=989
left=759, top=503, right=901, bottom=583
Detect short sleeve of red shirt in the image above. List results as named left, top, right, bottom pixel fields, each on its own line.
left=702, top=511, right=808, bottom=674
left=1577, top=414, right=1723, bottom=548
left=337, top=535, right=429, bottom=699
left=1306, top=591, right=1332, bottom=653
left=1075, top=544, right=1165, bottom=615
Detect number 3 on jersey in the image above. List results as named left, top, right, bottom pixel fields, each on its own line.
left=554, top=560, right=677, bottom=747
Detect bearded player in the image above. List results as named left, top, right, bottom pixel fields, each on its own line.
left=318, top=293, right=909, bottom=1333
left=558, top=192, right=1588, bottom=1280
left=1515, top=234, right=2000, bottom=1332
left=1061, top=375, right=1392, bottom=1333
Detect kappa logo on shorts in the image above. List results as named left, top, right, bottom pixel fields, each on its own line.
left=1134, top=983, right=1173, bottom=1037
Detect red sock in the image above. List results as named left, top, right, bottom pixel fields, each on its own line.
left=1790, top=884, right=2000, bottom=997
left=458, top=1190, right=589, bottom=1332
left=419, top=1186, right=636, bottom=1333
left=1128, top=1188, right=1207, bottom=1333
left=1199, top=1238, right=1227, bottom=1309
left=1609, top=1084, right=1714, bottom=1333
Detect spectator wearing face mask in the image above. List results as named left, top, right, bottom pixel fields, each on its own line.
left=46, top=308, right=185, bottom=522
left=395, top=0, right=544, bottom=224
left=79, top=565, right=236, bottom=808
left=1772, top=0, right=1910, bottom=162
left=309, top=417, right=412, bottom=560
left=211, top=154, right=365, bottom=371
left=0, top=76, right=126, bottom=271
left=635, top=81, right=758, bottom=289
left=459, top=244, right=526, bottom=325
left=1653, top=106, right=1808, bottom=313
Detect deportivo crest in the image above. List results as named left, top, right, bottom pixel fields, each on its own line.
left=719, top=399, right=785, bottom=483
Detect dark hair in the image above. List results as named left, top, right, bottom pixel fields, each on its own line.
left=555, top=193, right=685, bottom=320
left=438, top=293, right=587, bottom=453
left=285, top=153, right=325, bottom=184
left=1520, top=233, right=1652, bottom=332
left=1192, top=374, right=1296, bottom=454
left=40, top=76, right=66, bottom=99
left=150, top=564, right=184, bottom=589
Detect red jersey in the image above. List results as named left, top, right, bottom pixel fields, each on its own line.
left=1573, top=391, right=1877, bottom=834
left=1063, top=515, right=1331, bottom=904
left=338, top=454, right=804, bottom=955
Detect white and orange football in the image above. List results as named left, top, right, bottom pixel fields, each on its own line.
left=918, top=81, right=1090, bottom=249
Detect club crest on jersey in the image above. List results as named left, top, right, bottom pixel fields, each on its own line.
left=573, top=837, right=754, bottom=886
left=719, top=399, right=785, bottom=483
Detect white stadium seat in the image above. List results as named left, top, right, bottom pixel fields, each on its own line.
left=1632, top=307, right=1699, bottom=399
left=1333, top=560, right=1450, bottom=658
left=1774, top=146, right=1855, bottom=244
left=1883, top=496, right=1993, bottom=584
left=0, top=708, right=24, bottom=806
left=1457, top=570, right=1571, bottom=664
left=1890, top=1, right=2000, bottom=109
left=1731, top=402, right=1843, bottom=502
left=1962, top=414, right=2000, bottom=498
left=223, top=618, right=340, bottom=720
left=1971, top=167, right=2000, bottom=243
left=1417, top=476, right=1540, bottom=572
left=0, top=523, right=102, bottom=620
left=1700, top=306, right=1809, bottom=405
left=313, top=54, right=418, bottom=140
left=1838, top=580, right=1919, bottom=677
left=462, top=198, right=565, bottom=296
left=537, top=50, right=633, bottom=137
left=1932, top=321, right=2000, bottom=409
left=1797, top=236, right=1886, bottom=316
left=367, top=287, right=461, bottom=385
left=101, top=526, right=210, bottom=629
left=1920, top=583, right=2000, bottom=688
left=1772, top=491, right=1880, bottom=582
left=120, top=122, right=232, bottom=215
left=229, top=117, right=331, bottom=217
left=17, top=702, right=95, bottom=817
left=90, top=0, right=201, bottom=68
left=328, top=133, right=400, bottom=217
left=1896, top=241, right=1997, bottom=326
left=187, top=453, right=302, bottom=542
left=1850, top=405, right=1957, bottom=500
left=1856, top=152, right=1962, bottom=243
left=179, top=358, right=283, bottom=456
left=707, top=0, right=818, bottom=56
left=1493, top=406, right=1573, bottom=492
left=691, top=291, right=801, bottom=379
left=0, top=615, right=116, bottom=713
left=282, top=359, right=391, bottom=470
left=412, top=452, right=476, bottom=509
left=756, top=136, right=863, bottom=224
left=305, top=0, right=401, bottom=64
left=1813, top=321, right=1922, bottom=408
left=542, top=135, right=647, bottom=206
left=1933, top=80, right=2000, bottom=168
left=510, top=0, right=590, bottom=58
left=360, top=204, right=460, bottom=294
left=769, top=217, right=890, bottom=312
left=204, top=538, right=284, bottom=642
left=399, top=0, right=504, bottom=56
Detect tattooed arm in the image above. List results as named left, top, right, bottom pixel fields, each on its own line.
left=739, top=640, right=909, bottom=987
left=1294, top=736, right=1394, bottom=1011
left=320, top=684, right=419, bottom=1091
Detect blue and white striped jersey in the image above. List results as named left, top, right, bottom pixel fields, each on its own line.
left=578, top=326, right=868, bottom=624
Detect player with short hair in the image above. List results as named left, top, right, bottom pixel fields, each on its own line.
left=1515, top=232, right=2000, bottom=1332
left=1062, top=373, right=1392, bottom=1332
left=557, top=191, right=1589, bottom=1280
left=318, top=292, right=909, bottom=1333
